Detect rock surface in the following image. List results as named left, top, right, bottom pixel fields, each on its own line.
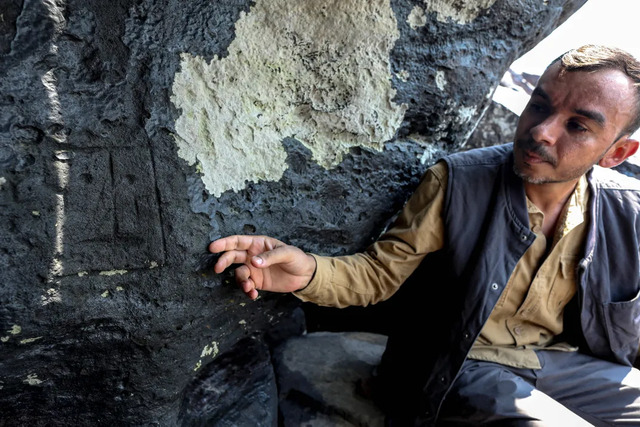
left=0, top=0, right=587, bottom=424
left=465, top=99, right=519, bottom=150
left=273, top=332, right=388, bottom=427
left=179, top=336, right=279, bottom=427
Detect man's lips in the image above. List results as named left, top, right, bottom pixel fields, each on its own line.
left=522, top=150, right=547, bottom=164
left=516, top=140, right=556, bottom=166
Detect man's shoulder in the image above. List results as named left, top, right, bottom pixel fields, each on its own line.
left=442, top=143, right=513, bottom=167
left=590, top=165, right=640, bottom=193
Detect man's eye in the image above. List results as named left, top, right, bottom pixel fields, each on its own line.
left=568, top=121, right=587, bottom=132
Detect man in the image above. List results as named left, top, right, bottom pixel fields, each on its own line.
left=210, top=45, right=640, bottom=425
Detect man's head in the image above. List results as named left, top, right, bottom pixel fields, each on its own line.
left=513, top=44, right=640, bottom=185
left=554, top=44, right=640, bottom=138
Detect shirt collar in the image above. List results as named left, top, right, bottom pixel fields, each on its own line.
left=525, top=175, right=589, bottom=242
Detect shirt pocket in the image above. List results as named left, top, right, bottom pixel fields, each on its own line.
left=547, top=255, right=578, bottom=312
left=601, top=288, right=640, bottom=357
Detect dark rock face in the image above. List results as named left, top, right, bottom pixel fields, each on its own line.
left=273, top=332, right=388, bottom=427
left=179, top=336, right=278, bottom=427
left=465, top=100, right=519, bottom=150
left=0, top=0, right=587, bottom=424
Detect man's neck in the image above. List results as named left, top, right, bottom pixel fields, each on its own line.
left=524, top=179, right=580, bottom=240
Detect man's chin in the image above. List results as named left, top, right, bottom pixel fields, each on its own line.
left=513, top=163, right=550, bottom=185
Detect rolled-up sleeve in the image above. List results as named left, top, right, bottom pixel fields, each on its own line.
left=294, top=161, right=448, bottom=308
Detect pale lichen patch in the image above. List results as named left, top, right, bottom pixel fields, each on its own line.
left=396, top=69, right=410, bottom=82
left=194, top=340, right=220, bottom=371
left=200, top=341, right=219, bottom=358
left=423, top=0, right=497, bottom=25
left=99, top=270, right=128, bottom=276
left=456, top=105, right=478, bottom=124
left=24, top=374, right=43, bottom=386
left=435, top=70, right=447, bottom=91
left=407, top=6, right=427, bottom=29
left=171, top=0, right=407, bottom=197
left=19, top=337, right=43, bottom=345
left=41, top=288, right=61, bottom=306
left=406, top=134, right=449, bottom=165
left=8, top=325, right=21, bottom=335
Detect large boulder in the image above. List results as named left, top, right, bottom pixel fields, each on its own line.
left=273, top=332, right=388, bottom=427
left=1, top=0, right=586, bottom=424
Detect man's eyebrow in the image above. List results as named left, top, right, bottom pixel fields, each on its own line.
left=575, top=108, right=606, bottom=127
left=532, top=86, right=606, bottom=127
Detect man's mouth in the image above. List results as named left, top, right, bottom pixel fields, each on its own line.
left=523, top=150, right=546, bottom=164
left=517, top=140, right=556, bottom=166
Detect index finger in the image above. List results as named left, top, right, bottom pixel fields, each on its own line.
left=209, top=235, right=280, bottom=254
left=209, top=235, right=257, bottom=254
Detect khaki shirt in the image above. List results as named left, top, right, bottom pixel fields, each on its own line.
left=295, top=161, right=589, bottom=369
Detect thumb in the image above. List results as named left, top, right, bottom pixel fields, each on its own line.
left=251, top=245, right=295, bottom=268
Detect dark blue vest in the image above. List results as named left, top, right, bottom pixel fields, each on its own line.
left=375, top=143, right=640, bottom=425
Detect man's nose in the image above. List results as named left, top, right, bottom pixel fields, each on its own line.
left=530, top=116, right=563, bottom=146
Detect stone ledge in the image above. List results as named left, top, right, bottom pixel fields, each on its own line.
left=272, top=331, right=388, bottom=427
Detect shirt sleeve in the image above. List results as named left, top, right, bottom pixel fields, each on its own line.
left=293, top=161, right=448, bottom=308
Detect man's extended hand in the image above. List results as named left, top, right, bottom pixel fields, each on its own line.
left=208, top=235, right=317, bottom=300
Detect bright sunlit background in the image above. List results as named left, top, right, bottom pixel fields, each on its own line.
left=494, top=0, right=640, bottom=145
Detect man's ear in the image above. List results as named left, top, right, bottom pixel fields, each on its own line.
left=598, top=137, right=640, bottom=168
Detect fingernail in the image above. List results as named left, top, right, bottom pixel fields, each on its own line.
left=254, top=256, right=263, bottom=265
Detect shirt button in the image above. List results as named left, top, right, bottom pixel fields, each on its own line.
left=440, top=376, right=447, bottom=383
left=463, top=332, right=470, bottom=339
left=521, top=234, right=528, bottom=241
left=514, top=326, right=522, bottom=335
left=491, top=283, right=499, bottom=290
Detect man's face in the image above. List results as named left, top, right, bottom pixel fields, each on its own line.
left=513, top=62, right=637, bottom=184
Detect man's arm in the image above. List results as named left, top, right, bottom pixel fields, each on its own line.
left=211, top=162, right=448, bottom=306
